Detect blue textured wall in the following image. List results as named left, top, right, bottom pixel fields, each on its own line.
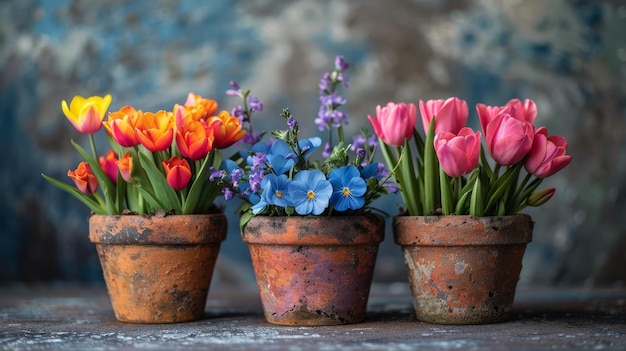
left=1, top=0, right=625, bottom=287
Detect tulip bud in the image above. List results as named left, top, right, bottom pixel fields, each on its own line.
left=68, top=162, right=99, bottom=194
left=527, top=188, right=555, bottom=207
left=419, top=97, right=468, bottom=135
left=99, top=150, right=119, bottom=183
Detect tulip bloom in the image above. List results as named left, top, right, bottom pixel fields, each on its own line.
left=61, top=94, right=112, bottom=134
left=68, top=161, right=99, bottom=194
left=419, top=97, right=468, bottom=135
left=524, top=127, right=572, bottom=178
left=104, top=106, right=142, bottom=147
left=99, top=150, right=119, bottom=183
left=162, top=157, right=192, bottom=191
left=482, top=109, right=534, bottom=166
left=174, top=92, right=219, bottom=122
left=434, top=128, right=481, bottom=177
left=505, top=98, right=537, bottom=124
left=206, top=110, right=246, bottom=149
left=477, top=98, right=537, bottom=136
left=176, top=119, right=214, bottom=161
left=135, top=110, right=175, bottom=152
left=368, top=102, right=417, bottom=147
left=117, top=152, right=133, bottom=182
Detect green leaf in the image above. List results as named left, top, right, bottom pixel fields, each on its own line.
left=485, top=164, right=522, bottom=214
left=423, top=117, right=438, bottom=215
left=469, top=177, right=484, bottom=217
left=138, top=151, right=182, bottom=213
left=399, top=140, right=420, bottom=216
left=182, top=151, right=221, bottom=214
left=439, top=167, right=453, bottom=215
left=454, top=188, right=472, bottom=215
left=239, top=210, right=254, bottom=230
left=42, top=173, right=106, bottom=214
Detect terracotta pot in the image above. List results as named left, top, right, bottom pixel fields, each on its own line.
left=242, top=214, right=385, bottom=326
left=393, top=215, right=533, bottom=324
left=89, top=213, right=227, bottom=323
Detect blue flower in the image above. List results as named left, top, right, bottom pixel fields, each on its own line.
left=288, top=170, right=332, bottom=215
left=267, top=140, right=296, bottom=174
left=328, top=165, right=366, bottom=211
left=260, top=174, right=292, bottom=208
left=298, top=137, right=321, bottom=157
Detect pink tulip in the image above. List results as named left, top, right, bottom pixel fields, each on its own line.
left=505, top=98, right=537, bottom=124
left=524, top=127, right=572, bottom=178
left=368, top=102, right=417, bottom=147
left=527, top=188, right=556, bottom=207
left=434, top=127, right=481, bottom=177
left=483, top=110, right=534, bottom=166
left=477, top=99, right=537, bottom=136
left=419, top=97, right=468, bottom=135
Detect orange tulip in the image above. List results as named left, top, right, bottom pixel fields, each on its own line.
left=117, top=152, right=133, bottom=182
left=68, top=161, right=99, bottom=194
left=206, top=110, right=246, bottom=149
left=174, top=92, right=218, bottom=123
left=135, top=110, right=175, bottom=152
left=98, top=150, right=119, bottom=183
left=162, top=156, right=192, bottom=191
left=104, top=106, right=142, bottom=147
left=61, top=94, right=112, bottom=134
left=176, top=119, right=214, bottom=161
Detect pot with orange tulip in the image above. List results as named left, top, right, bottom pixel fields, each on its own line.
left=42, top=92, right=245, bottom=323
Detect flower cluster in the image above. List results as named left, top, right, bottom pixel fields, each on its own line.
left=43, top=92, right=246, bottom=215
left=216, top=56, right=394, bottom=225
left=371, top=97, right=572, bottom=216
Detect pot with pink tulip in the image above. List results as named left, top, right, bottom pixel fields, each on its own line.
left=369, top=97, right=572, bottom=324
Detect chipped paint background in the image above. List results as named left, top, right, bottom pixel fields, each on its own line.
left=1, top=0, right=625, bottom=287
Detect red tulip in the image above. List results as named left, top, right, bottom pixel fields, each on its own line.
left=524, top=127, right=572, bottom=178
left=419, top=97, right=468, bottom=135
left=162, top=157, right=192, bottom=191
left=434, top=127, right=482, bottom=177
left=68, top=161, right=99, bottom=194
left=98, top=150, right=119, bottom=183
left=368, top=102, right=417, bottom=147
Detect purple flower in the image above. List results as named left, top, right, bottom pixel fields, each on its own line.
left=351, top=134, right=366, bottom=151
left=335, top=55, right=350, bottom=71
left=222, top=187, right=234, bottom=201
left=319, top=72, right=332, bottom=93
left=248, top=96, right=263, bottom=112
left=209, top=167, right=224, bottom=181
left=287, top=116, right=297, bottom=130
left=356, top=148, right=366, bottom=161
left=322, top=142, right=332, bottom=158
left=230, top=80, right=241, bottom=90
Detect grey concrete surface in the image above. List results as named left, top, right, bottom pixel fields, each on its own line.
left=0, top=283, right=625, bottom=350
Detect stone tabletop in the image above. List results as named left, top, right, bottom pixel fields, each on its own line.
left=1, top=284, right=625, bottom=351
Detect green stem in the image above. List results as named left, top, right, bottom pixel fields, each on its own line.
left=89, top=134, right=98, bottom=160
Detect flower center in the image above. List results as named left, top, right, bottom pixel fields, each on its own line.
left=342, top=187, right=351, bottom=196
left=307, top=190, right=316, bottom=199
left=275, top=190, right=283, bottom=198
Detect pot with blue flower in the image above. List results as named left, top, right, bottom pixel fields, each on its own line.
left=217, top=57, right=394, bottom=325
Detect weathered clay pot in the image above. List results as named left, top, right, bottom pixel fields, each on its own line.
left=393, top=215, right=533, bottom=324
left=89, top=214, right=227, bottom=323
left=242, top=214, right=385, bottom=326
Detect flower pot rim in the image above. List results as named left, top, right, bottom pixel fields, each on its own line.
left=242, top=213, right=385, bottom=246
left=89, top=213, right=227, bottom=245
left=393, top=214, right=533, bottom=246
